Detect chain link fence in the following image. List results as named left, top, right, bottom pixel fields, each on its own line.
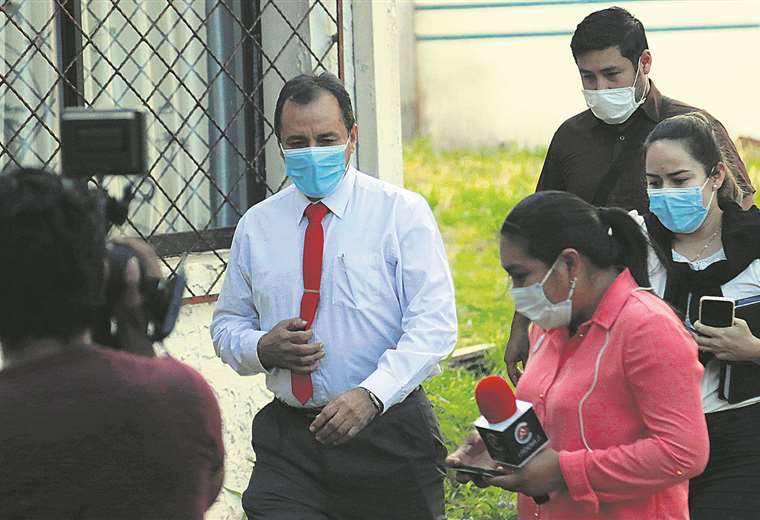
left=1, top=0, right=342, bottom=297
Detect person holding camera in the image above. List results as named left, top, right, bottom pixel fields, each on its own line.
left=635, top=113, right=760, bottom=518
left=0, top=168, right=224, bottom=520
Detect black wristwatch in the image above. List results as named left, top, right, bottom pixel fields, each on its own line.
left=363, top=388, right=384, bottom=414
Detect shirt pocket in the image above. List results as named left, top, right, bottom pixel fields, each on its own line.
left=250, top=268, right=299, bottom=320
left=331, top=252, right=385, bottom=310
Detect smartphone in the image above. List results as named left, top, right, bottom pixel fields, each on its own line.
left=699, top=296, right=735, bottom=328
left=445, top=463, right=501, bottom=478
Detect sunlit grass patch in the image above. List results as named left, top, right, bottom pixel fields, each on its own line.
left=407, top=140, right=543, bottom=519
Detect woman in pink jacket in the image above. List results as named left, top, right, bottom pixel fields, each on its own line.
left=450, top=191, right=709, bottom=519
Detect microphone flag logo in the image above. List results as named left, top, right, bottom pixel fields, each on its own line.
left=514, top=422, right=533, bottom=445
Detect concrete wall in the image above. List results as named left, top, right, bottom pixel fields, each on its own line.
left=399, top=0, right=419, bottom=142
left=410, top=0, right=760, bottom=149
left=352, top=0, right=404, bottom=186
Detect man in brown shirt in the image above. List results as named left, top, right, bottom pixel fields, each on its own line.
left=507, top=7, right=755, bottom=383
left=536, top=7, right=754, bottom=213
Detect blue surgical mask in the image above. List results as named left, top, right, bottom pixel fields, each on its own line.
left=510, top=257, right=576, bottom=330
left=647, top=178, right=715, bottom=234
left=282, top=143, right=348, bottom=198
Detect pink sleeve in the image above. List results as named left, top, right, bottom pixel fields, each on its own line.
left=559, top=306, right=709, bottom=510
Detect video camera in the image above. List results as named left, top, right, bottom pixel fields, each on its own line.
left=60, top=108, right=185, bottom=349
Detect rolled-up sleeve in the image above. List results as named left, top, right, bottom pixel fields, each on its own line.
left=360, top=196, right=458, bottom=410
left=558, top=311, right=709, bottom=511
left=210, top=220, right=269, bottom=376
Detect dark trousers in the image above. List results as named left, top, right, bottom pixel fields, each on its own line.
left=689, top=402, right=760, bottom=519
left=242, top=388, right=447, bottom=520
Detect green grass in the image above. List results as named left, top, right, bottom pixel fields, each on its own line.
left=404, top=140, right=545, bottom=354
left=408, top=139, right=760, bottom=519
left=407, top=140, right=545, bottom=519
left=744, top=154, right=760, bottom=207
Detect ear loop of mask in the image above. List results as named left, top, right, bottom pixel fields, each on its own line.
left=567, top=277, right=577, bottom=301
left=632, top=56, right=649, bottom=105
left=544, top=257, right=577, bottom=301
left=547, top=255, right=578, bottom=303
left=701, top=175, right=718, bottom=209
left=530, top=276, right=577, bottom=355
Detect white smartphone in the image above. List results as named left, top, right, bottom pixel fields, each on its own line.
left=699, top=296, right=735, bottom=328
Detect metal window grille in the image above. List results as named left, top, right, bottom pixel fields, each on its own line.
left=0, top=0, right=343, bottom=297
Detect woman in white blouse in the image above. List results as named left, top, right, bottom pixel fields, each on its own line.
left=637, top=112, right=760, bottom=519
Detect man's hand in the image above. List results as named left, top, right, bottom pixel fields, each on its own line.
left=486, top=448, right=566, bottom=497
left=694, top=319, right=760, bottom=362
left=309, top=388, right=378, bottom=445
left=505, top=313, right=530, bottom=386
left=257, top=318, right=325, bottom=373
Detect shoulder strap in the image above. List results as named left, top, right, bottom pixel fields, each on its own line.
left=591, top=118, right=654, bottom=207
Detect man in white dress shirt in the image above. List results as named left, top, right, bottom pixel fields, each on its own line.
left=211, top=72, right=457, bottom=519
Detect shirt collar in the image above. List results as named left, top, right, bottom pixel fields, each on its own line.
left=640, top=80, right=663, bottom=123
left=292, top=166, right=357, bottom=225
left=590, top=268, right=640, bottom=330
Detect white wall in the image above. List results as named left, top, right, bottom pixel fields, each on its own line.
left=352, top=0, right=405, bottom=185
left=412, top=0, right=760, bottom=149
left=399, top=0, right=419, bottom=141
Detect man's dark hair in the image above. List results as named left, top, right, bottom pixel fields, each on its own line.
left=570, top=7, right=649, bottom=67
left=0, top=168, right=104, bottom=346
left=274, top=72, right=355, bottom=140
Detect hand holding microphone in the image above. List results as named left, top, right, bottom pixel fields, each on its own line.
left=447, top=376, right=566, bottom=502
left=473, top=375, right=548, bottom=467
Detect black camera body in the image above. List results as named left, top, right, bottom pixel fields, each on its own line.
left=61, top=109, right=147, bottom=178
left=60, top=108, right=184, bottom=348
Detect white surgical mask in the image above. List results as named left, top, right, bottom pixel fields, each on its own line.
left=582, top=58, right=647, bottom=125
left=510, top=258, right=576, bottom=330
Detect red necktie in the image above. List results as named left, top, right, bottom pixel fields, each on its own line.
left=292, top=202, right=330, bottom=404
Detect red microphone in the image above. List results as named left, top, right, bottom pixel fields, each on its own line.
left=475, top=375, right=517, bottom=423
left=473, top=375, right=550, bottom=504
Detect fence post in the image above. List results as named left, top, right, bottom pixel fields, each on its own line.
left=350, top=0, right=403, bottom=186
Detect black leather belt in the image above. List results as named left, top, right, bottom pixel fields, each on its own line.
left=274, top=398, right=323, bottom=421
left=273, top=386, right=424, bottom=422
